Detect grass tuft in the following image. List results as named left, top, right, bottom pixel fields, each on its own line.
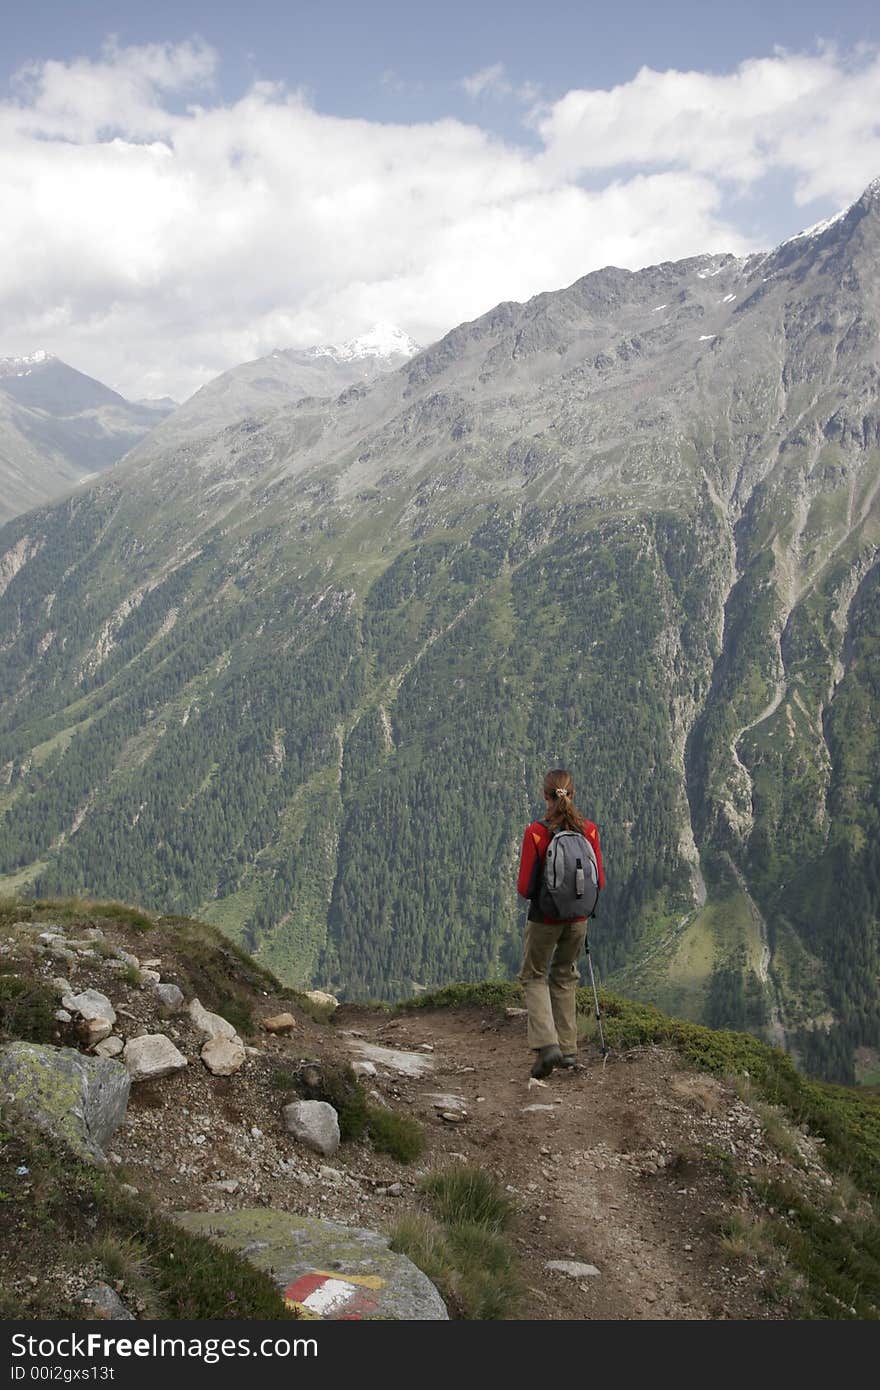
left=419, top=1166, right=514, bottom=1232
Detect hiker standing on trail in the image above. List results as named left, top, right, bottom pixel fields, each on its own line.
left=516, top=769, right=605, bottom=1078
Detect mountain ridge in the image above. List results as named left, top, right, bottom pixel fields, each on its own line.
left=1, top=180, right=879, bottom=1082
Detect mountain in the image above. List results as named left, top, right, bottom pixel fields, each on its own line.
left=1, top=182, right=880, bottom=1084
left=0, top=352, right=177, bottom=524
left=145, top=323, right=420, bottom=448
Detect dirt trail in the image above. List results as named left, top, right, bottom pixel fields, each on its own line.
left=338, top=1006, right=786, bottom=1320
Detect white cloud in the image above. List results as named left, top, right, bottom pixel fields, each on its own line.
left=0, top=41, right=877, bottom=400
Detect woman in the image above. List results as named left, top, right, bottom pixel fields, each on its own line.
left=516, top=769, right=605, bottom=1078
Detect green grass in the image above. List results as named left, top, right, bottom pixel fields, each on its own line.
left=419, top=1166, right=514, bottom=1232
left=366, top=1105, right=425, bottom=1163
left=390, top=1165, right=522, bottom=1319
left=402, top=980, right=525, bottom=1011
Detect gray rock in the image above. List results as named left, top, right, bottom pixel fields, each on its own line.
left=64, top=988, right=116, bottom=1027
left=352, top=1059, right=377, bottom=1077
left=174, top=1208, right=448, bottom=1319
left=188, top=997, right=236, bottom=1040
left=124, top=1034, right=188, bottom=1081
left=200, top=1035, right=245, bottom=1075
left=81, top=1281, right=135, bottom=1320
left=154, top=982, right=185, bottom=1015
left=545, top=1260, right=601, bottom=1279
left=304, top=990, right=338, bottom=1010
left=0, top=1042, right=130, bottom=1164
left=139, top=969, right=161, bottom=984
left=282, top=1100, right=340, bottom=1157
left=54, top=1009, right=72, bottom=1023
left=94, top=1036, right=124, bottom=1059
left=50, top=977, right=73, bottom=996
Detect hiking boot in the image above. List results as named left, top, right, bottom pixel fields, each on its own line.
left=530, top=1045, right=563, bottom=1079
left=558, top=1054, right=578, bottom=1069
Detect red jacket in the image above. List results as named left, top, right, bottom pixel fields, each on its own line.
left=517, top=817, right=605, bottom=923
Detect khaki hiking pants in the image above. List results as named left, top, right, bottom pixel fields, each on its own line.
left=518, top=918, right=587, bottom=1054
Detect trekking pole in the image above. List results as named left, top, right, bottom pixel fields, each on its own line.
left=584, top=937, right=609, bottom=1056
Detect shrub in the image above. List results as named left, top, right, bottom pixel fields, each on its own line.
left=0, top=974, right=57, bottom=1044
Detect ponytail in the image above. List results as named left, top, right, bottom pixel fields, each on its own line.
left=542, top=768, right=585, bottom=832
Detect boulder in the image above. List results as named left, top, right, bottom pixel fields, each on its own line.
left=94, top=1036, right=124, bottom=1059
left=201, top=1036, right=246, bottom=1076
left=139, top=969, right=161, bottom=985
left=174, top=1208, right=448, bottom=1320
left=304, top=990, right=338, bottom=1011
left=154, top=983, right=185, bottom=1016
left=188, top=997, right=236, bottom=1040
left=0, top=1041, right=130, bottom=1164
left=262, top=1013, right=297, bottom=1034
left=282, top=1100, right=340, bottom=1157
left=124, top=1034, right=188, bottom=1082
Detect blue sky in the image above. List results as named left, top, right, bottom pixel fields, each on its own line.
left=5, top=1, right=879, bottom=132
left=1, top=2, right=879, bottom=397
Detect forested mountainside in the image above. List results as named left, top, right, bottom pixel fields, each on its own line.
left=1, top=180, right=879, bottom=1082
left=0, top=353, right=174, bottom=524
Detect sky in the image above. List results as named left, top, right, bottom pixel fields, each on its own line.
left=1, top=1, right=879, bottom=400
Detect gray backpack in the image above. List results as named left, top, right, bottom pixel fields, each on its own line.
left=538, top=827, right=600, bottom=920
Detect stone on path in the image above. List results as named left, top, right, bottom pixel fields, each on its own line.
left=174, top=1208, right=448, bottom=1320
left=124, top=1034, right=188, bottom=1082
left=201, top=1035, right=246, bottom=1076
left=0, top=1042, right=129, bottom=1164
left=188, top=997, right=237, bottom=1040
left=346, top=1040, right=435, bottom=1078
left=545, top=1260, right=601, bottom=1279
left=262, top=1013, right=297, bottom=1034
left=282, top=1100, right=340, bottom=1157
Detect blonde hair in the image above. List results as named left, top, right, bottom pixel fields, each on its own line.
left=542, top=768, right=584, bottom=832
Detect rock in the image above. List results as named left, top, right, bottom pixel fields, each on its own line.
left=282, top=1100, right=340, bottom=1157
left=174, top=1208, right=448, bottom=1319
left=426, top=1091, right=467, bottom=1114
left=188, top=997, right=236, bottom=1040
left=346, top=1040, right=435, bottom=1078
left=50, top=977, right=72, bottom=996
left=304, top=990, right=338, bottom=1010
left=545, top=1260, right=601, bottom=1279
left=262, top=1013, right=297, bottom=1034
left=154, top=983, right=185, bottom=1016
left=54, top=1009, right=72, bottom=1023
left=440, top=1112, right=467, bottom=1123
left=523, top=1104, right=558, bottom=1113
left=352, top=1060, right=377, bottom=1078
left=214, top=1178, right=240, bottom=1194
left=200, top=1036, right=246, bottom=1076
left=64, top=988, right=116, bottom=1028
left=140, top=959, right=161, bottom=969
left=139, top=969, right=161, bottom=984
left=80, top=1281, right=135, bottom=1321
left=94, top=1036, right=124, bottom=1059
left=124, top=1034, right=188, bottom=1082
left=505, top=1007, right=528, bottom=1018
left=78, top=1018, right=114, bottom=1046
left=0, top=1042, right=129, bottom=1164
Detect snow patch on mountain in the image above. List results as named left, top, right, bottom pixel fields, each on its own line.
left=0, top=349, right=55, bottom=378
left=307, top=323, right=420, bottom=364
